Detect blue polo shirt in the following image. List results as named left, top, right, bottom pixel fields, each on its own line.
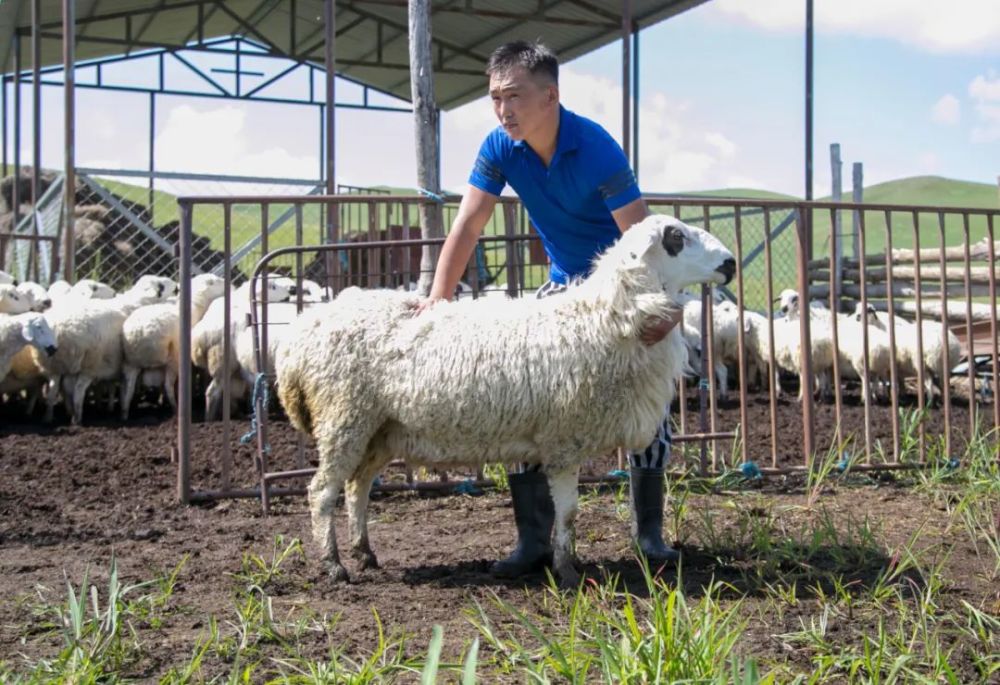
left=468, top=105, right=641, bottom=284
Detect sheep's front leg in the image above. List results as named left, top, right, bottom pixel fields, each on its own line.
left=43, top=376, right=60, bottom=423
left=544, top=466, right=581, bottom=590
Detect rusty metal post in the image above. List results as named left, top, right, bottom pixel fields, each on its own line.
left=987, top=215, right=999, bottom=436
left=911, top=211, right=927, bottom=461
left=733, top=207, right=748, bottom=465
left=961, top=213, right=976, bottom=438
left=937, top=212, right=951, bottom=457
left=795, top=206, right=816, bottom=462
left=62, top=0, right=76, bottom=281
left=177, top=202, right=194, bottom=504
left=221, top=203, right=233, bottom=492
left=883, top=210, right=901, bottom=461
left=857, top=210, right=872, bottom=463
left=827, top=208, right=843, bottom=450
left=763, top=209, right=779, bottom=468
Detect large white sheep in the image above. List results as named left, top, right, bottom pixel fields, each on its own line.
left=275, top=215, right=735, bottom=587
left=32, top=282, right=169, bottom=424
left=0, top=284, right=32, bottom=315
left=119, top=274, right=225, bottom=419
left=191, top=277, right=291, bottom=420
left=770, top=292, right=836, bottom=401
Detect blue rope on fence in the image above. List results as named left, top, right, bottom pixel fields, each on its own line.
left=698, top=378, right=711, bottom=390
left=837, top=454, right=853, bottom=473
left=418, top=187, right=446, bottom=203
left=239, top=372, right=271, bottom=453
left=946, top=457, right=961, bottom=471
left=740, top=461, right=763, bottom=480
left=607, top=469, right=629, bottom=480
left=453, top=478, right=482, bottom=496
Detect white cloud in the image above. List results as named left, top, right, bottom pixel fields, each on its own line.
left=930, top=94, right=960, bottom=125
left=969, top=71, right=1000, bottom=101
left=968, top=71, right=1000, bottom=142
left=153, top=104, right=316, bottom=182
left=706, top=0, right=1000, bottom=54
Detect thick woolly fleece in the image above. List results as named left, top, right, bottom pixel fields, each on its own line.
left=275, top=214, right=734, bottom=586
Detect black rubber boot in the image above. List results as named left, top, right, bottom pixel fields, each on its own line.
left=490, top=471, right=555, bottom=578
left=630, top=467, right=680, bottom=565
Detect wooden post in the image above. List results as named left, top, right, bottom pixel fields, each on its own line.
left=831, top=143, right=842, bottom=309
left=408, top=0, right=442, bottom=296
left=852, top=163, right=863, bottom=259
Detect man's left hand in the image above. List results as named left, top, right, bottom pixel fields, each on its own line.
left=640, top=306, right=682, bottom=346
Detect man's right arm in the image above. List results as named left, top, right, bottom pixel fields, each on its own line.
left=422, top=185, right=499, bottom=306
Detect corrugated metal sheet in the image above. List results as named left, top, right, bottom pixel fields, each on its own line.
left=0, top=0, right=707, bottom=110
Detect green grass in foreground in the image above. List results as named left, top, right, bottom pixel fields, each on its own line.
left=2, top=424, right=997, bottom=683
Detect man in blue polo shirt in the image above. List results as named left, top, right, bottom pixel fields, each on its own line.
left=419, top=41, right=681, bottom=577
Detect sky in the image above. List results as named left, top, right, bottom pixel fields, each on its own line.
left=4, top=0, right=999, bottom=198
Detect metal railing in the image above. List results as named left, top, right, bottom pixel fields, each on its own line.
left=173, top=193, right=1000, bottom=507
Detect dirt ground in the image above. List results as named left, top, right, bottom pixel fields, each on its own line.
left=0, top=389, right=995, bottom=680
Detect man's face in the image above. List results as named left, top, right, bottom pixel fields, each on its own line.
left=489, top=66, right=558, bottom=142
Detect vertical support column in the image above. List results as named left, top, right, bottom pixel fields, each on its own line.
left=631, top=27, right=639, bottom=182
left=804, top=0, right=814, bottom=201
left=830, top=143, right=842, bottom=308
left=621, top=0, right=631, bottom=162
left=63, top=0, right=76, bottom=281
left=2, top=77, right=7, bottom=173
left=409, top=0, right=442, bottom=295
left=177, top=202, right=193, bottom=504
left=31, top=0, right=42, bottom=281
left=852, top=163, right=863, bottom=258
left=12, top=35, right=21, bottom=235
left=148, top=93, right=155, bottom=227
left=323, top=0, right=339, bottom=292
left=796, top=207, right=816, bottom=462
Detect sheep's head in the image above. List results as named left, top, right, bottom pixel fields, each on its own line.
left=192, top=273, right=226, bottom=301
left=618, top=214, right=735, bottom=294
left=0, top=283, right=31, bottom=314
left=777, top=289, right=800, bottom=318
left=71, top=279, right=116, bottom=300
left=20, top=313, right=57, bottom=356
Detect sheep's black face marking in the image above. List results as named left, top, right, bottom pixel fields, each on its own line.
left=662, top=226, right=685, bottom=257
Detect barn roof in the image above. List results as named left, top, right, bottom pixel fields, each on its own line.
left=0, top=0, right=708, bottom=110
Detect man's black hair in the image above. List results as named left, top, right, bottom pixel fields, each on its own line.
left=486, top=41, right=558, bottom=84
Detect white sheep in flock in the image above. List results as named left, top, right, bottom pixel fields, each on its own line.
left=15, top=281, right=52, bottom=311
left=68, top=278, right=117, bottom=300
left=192, top=277, right=291, bottom=420
left=119, top=274, right=225, bottom=420
left=680, top=295, right=741, bottom=400
left=866, top=308, right=960, bottom=402
left=767, top=290, right=836, bottom=400
left=832, top=303, right=893, bottom=404
left=0, top=284, right=32, bottom=315
left=275, top=215, right=736, bottom=586
left=0, top=312, right=57, bottom=383
left=31, top=282, right=170, bottom=424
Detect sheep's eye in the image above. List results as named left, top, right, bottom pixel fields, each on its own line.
left=662, top=226, right=685, bottom=257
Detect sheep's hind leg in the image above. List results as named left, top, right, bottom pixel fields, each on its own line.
left=544, top=466, right=581, bottom=590
left=309, top=433, right=369, bottom=583
left=345, top=457, right=389, bottom=571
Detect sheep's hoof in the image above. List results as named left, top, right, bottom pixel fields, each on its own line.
left=354, top=550, right=379, bottom=571
left=328, top=563, right=350, bottom=583
left=556, top=567, right=581, bottom=591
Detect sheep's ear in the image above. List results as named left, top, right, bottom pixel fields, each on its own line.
left=619, top=226, right=659, bottom=270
